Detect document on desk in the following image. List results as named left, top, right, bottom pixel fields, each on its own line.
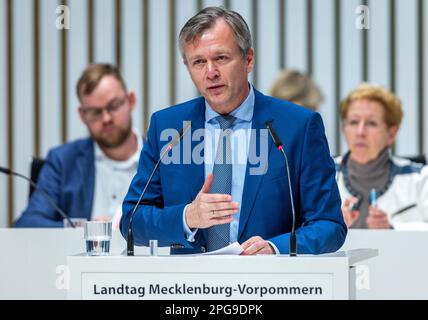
left=202, top=242, right=243, bottom=255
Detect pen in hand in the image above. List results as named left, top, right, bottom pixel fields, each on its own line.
left=370, top=188, right=377, bottom=208
left=367, top=188, right=391, bottom=229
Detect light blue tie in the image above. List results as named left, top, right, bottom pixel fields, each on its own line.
left=207, top=115, right=235, bottom=252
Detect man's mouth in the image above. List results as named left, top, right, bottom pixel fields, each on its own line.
left=102, top=126, right=116, bottom=134
left=207, top=85, right=225, bottom=93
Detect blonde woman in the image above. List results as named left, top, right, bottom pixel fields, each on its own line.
left=336, top=83, right=428, bottom=230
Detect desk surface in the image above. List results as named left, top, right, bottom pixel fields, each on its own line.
left=340, top=230, right=428, bottom=299
left=0, top=228, right=427, bottom=299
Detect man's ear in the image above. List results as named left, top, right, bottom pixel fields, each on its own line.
left=246, top=48, right=255, bottom=73
left=78, top=106, right=86, bottom=123
left=127, top=91, right=136, bottom=111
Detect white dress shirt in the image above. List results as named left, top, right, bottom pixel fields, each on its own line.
left=91, top=128, right=143, bottom=229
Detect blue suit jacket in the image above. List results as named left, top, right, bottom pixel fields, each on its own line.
left=15, top=139, right=95, bottom=227
left=121, top=89, right=347, bottom=254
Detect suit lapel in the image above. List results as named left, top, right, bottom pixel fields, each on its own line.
left=238, top=91, right=274, bottom=240
left=184, top=98, right=206, bottom=202
left=76, top=139, right=95, bottom=220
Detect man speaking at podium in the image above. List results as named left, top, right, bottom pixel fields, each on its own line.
left=121, top=7, right=346, bottom=255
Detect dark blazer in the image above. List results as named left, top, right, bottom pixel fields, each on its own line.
left=121, top=89, right=347, bottom=254
left=15, top=139, right=95, bottom=227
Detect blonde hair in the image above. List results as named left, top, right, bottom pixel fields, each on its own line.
left=340, top=83, right=403, bottom=128
left=270, top=69, right=324, bottom=111
left=76, top=63, right=127, bottom=101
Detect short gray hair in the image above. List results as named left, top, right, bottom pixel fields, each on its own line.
left=179, top=6, right=252, bottom=62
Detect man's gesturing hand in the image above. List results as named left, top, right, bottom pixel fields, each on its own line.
left=185, top=173, right=239, bottom=229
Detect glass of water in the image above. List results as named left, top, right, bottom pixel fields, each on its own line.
left=84, top=221, right=112, bottom=256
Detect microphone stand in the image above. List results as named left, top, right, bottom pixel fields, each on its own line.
left=126, top=122, right=191, bottom=256
left=0, top=166, right=76, bottom=228
left=265, top=122, right=297, bottom=256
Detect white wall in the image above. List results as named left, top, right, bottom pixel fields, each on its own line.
left=0, top=0, right=7, bottom=228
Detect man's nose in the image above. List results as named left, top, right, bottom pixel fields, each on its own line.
left=101, top=109, right=113, bottom=123
left=206, top=62, right=219, bottom=79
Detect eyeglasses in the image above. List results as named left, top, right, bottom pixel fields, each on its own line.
left=81, top=96, right=127, bottom=122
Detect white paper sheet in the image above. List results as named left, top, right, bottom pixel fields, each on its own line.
left=202, top=242, right=243, bottom=255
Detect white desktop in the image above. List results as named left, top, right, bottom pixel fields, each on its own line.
left=0, top=228, right=426, bottom=299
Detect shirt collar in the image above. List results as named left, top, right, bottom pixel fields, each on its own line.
left=205, top=84, right=255, bottom=124
left=94, top=127, right=143, bottom=169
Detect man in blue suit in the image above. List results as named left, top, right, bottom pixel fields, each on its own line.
left=121, top=7, right=346, bottom=254
left=15, top=64, right=143, bottom=228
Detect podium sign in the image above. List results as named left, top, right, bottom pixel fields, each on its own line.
left=68, top=249, right=377, bottom=300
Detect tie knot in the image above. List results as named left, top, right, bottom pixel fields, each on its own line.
left=216, top=115, right=235, bottom=130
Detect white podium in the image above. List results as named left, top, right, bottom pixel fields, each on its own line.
left=67, top=248, right=377, bottom=300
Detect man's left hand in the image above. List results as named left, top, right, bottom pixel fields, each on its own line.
left=240, top=236, right=275, bottom=255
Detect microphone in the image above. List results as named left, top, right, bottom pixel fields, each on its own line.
left=126, top=122, right=191, bottom=256
left=265, top=121, right=297, bottom=256
left=0, top=166, right=76, bottom=228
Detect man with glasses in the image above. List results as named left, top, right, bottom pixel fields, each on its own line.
left=15, top=63, right=143, bottom=228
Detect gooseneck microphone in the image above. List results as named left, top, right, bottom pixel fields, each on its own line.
left=265, top=121, right=297, bottom=256
left=0, top=166, right=76, bottom=228
left=127, top=122, right=191, bottom=256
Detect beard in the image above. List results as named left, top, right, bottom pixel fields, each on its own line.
left=92, top=121, right=133, bottom=149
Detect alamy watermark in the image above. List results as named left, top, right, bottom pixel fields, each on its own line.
left=56, top=5, right=70, bottom=30
left=55, top=4, right=369, bottom=31
left=56, top=264, right=70, bottom=290
left=355, top=5, right=370, bottom=30
left=159, top=122, right=269, bottom=176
